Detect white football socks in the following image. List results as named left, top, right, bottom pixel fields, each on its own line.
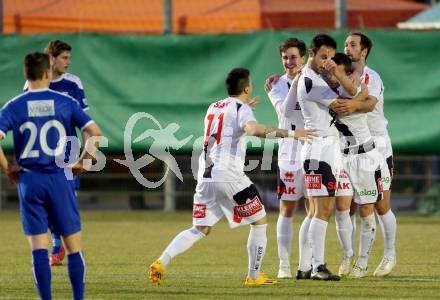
left=350, top=213, right=356, bottom=255
left=298, top=216, right=312, bottom=271
left=358, top=213, right=376, bottom=268
left=159, top=227, right=205, bottom=267
left=308, top=217, right=328, bottom=271
left=247, top=224, right=267, bottom=280
left=276, top=215, right=293, bottom=269
left=378, top=210, right=397, bottom=259
left=335, top=209, right=354, bottom=257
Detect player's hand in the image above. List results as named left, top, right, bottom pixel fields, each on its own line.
left=330, top=99, right=359, bottom=116
left=264, top=74, right=281, bottom=93
left=70, top=161, right=88, bottom=175
left=324, top=59, right=337, bottom=74
left=294, top=129, right=317, bottom=140
left=293, top=67, right=303, bottom=83
left=248, top=96, right=261, bottom=110
left=7, top=164, right=22, bottom=185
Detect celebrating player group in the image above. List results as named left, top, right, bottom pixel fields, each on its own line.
left=149, top=32, right=396, bottom=285
left=0, top=32, right=397, bottom=300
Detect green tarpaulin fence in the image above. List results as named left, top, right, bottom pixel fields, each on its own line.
left=1, top=30, right=439, bottom=154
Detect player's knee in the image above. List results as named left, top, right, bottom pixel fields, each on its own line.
left=279, top=200, right=297, bottom=217
left=61, top=231, right=82, bottom=254
left=335, top=196, right=352, bottom=211
left=375, top=192, right=391, bottom=215
left=359, top=204, right=375, bottom=218
left=195, top=226, right=211, bottom=236
left=252, top=216, right=267, bottom=225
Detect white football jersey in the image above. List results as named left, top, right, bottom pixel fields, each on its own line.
left=335, top=86, right=372, bottom=148
left=198, top=97, right=256, bottom=182
left=268, top=74, right=304, bottom=165
left=297, top=66, right=338, bottom=137
left=362, top=66, right=388, bottom=136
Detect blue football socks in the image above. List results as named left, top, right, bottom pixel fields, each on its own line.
left=32, top=249, right=52, bottom=300
left=67, top=252, right=86, bottom=300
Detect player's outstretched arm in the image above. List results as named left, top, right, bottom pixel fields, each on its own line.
left=71, top=123, right=102, bottom=175
left=244, top=121, right=315, bottom=139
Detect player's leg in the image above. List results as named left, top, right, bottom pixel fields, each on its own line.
left=49, top=232, right=65, bottom=266
left=303, top=141, right=341, bottom=281
left=309, top=196, right=340, bottom=280
left=374, top=189, right=397, bottom=276
left=149, top=182, right=219, bottom=284
left=350, top=203, right=376, bottom=278
left=28, top=234, right=52, bottom=300
left=374, top=153, right=396, bottom=276
left=276, top=166, right=302, bottom=278
left=218, top=178, right=276, bottom=285
left=51, top=178, right=79, bottom=266
left=372, top=138, right=397, bottom=276
left=297, top=197, right=313, bottom=279
left=61, top=232, right=85, bottom=300
left=335, top=195, right=354, bottom=276
left=277, top=200, right=297, bottom=278
left=149, top=225, right=208, bottom=285
left=18, top=171, right=53, bottom=300
left=49, top=173, right=84, bottom=299
left=350, top=201, right=358, bottom=255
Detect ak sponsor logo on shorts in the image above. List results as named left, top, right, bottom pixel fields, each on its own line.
left=278, top=186, right=296, bottom=195
left=192, top=204, right=207, bottom=218
left=305, top=174, right=322, bottom=189
left=233, top=196, right=263, bottom=223
left=328, top=181, right=350, bottom=191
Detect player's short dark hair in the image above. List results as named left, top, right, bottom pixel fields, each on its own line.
left=44, top=40, right=72, bottom=57
left=279, top=38, right=307, bottom=57
left=310, top=33, right=337, bottom=54
left=350, top=32, right=373, bottom=61
left=24, top=52, right=50, bottom=81
left=225, top=68, right=250, bottom=96
left=332, top=53, right=352, bottom=75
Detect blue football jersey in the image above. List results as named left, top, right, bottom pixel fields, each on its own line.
left=24, top=73, right=89, bottom=111
left=0, top=88, right=93, bottom=172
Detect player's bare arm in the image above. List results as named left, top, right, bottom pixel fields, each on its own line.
left=324, top=59, right=359, bottom=97
left=0, top=136, right=21, bottom=184
left=331, top=84, right=376, bottom=115
left=243, top=121, right=315, bottom=139
left=0, top=138, right=9, bottom=175
left=247, top=95, right=261, bottom=110
left=70, top=122, right=102, bottom=175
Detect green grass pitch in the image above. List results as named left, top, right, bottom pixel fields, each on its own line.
left=1, top=211, right=439, bottom=299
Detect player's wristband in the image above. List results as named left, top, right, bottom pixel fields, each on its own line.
left=287, top=130, right=296, bottom=138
